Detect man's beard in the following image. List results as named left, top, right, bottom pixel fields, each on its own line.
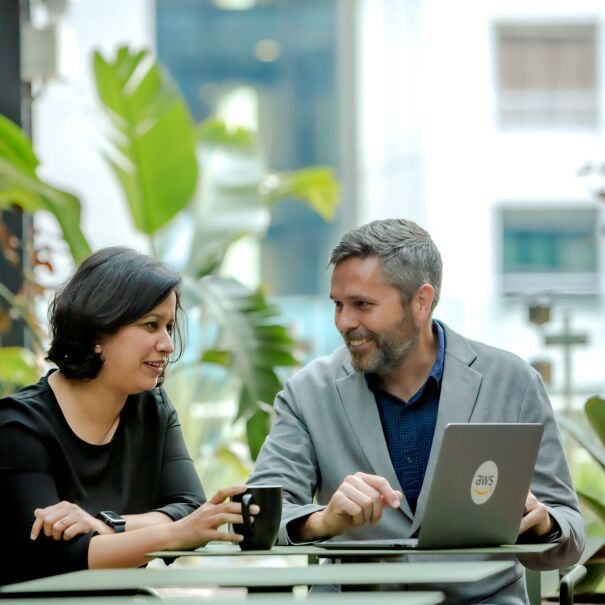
left=343, top=314, right=419, bottom=374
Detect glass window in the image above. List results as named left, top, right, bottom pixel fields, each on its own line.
left=500, top=207, right=599, bottom=294
left=156, top=0, right=343, bottom=296
left=496, top=23, right=598, bottom=129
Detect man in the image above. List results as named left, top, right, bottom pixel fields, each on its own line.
left=249, top=219, right=584, bottom=604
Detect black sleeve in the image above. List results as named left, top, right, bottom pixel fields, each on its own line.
left=152, top=391, right=205, bottom=520
left=0, top=423, right=91, bottom=585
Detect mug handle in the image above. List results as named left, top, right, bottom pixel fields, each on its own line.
left=241, top=494, right=255, bottom=534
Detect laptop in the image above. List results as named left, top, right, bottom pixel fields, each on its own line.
left=317, top=423, right=543, bottom=550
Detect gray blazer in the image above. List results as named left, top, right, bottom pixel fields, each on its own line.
left=249, top=322, right=585, bottom=604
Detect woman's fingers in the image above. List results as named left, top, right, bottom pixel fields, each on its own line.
left=31, top=502, right=98, bottom=541
left=208, top=485, right=247, bottom=505
left=202, top=529, right=244, bottom=543
left=52, top=517, right=69, bottom=540
left=63, top=520, right=91, bottom=541
left=30, top=512, right=44, bottom=540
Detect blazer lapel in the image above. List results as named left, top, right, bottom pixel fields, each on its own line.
left=335, top=365, right=414, bottom=521
left=411, top=326, right=483, bottom=533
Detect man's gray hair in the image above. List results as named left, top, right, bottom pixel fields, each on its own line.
left=329, top=218, right=443, bottom=311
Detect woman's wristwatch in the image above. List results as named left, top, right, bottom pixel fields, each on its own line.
left=97, top=510, right=126, bottom=533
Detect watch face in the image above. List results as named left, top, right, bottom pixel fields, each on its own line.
left=102, top=511, right=122, bottom=522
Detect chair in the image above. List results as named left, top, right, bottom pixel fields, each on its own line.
left=558, top=564, right=587, bottom=605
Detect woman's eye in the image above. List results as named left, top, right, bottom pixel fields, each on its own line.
left=167, top=324, right=175, bottom=335
left=146, top=322, right=158, bottom=330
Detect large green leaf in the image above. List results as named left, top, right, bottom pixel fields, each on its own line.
left=184, top=140, right=270, bottom=277
left=586, top=396, right=605, bottom=446
left=0, top=347, right=39, bottom=388
left=160, top=120, right=340, bottom=277
left=92, top=47, right=198, bottom=234
left=578, top=489, right=605, bottom=525
left=0, top=116, right=91, bottom=263
left=246, top=408, right=271, bottom=460
left=558, top=413, right=605, bottom=469
left=263, top=167, right=340, bottom=220
left=183, top=275, right=297, bottom=456
left=0, top=115, right=38, bottom=176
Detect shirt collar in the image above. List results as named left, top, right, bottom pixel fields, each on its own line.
left=430, top=319, right=446, bottom=384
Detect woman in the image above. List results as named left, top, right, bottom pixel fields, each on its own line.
left=0, top=247, right=252, bottom=585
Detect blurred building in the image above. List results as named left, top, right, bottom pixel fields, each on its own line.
left=24, top=0, right=605, bottom=406
left=366, top=0, right=605, bottom=408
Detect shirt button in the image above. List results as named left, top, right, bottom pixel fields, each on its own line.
left=407, top=457, right=413, bottom=464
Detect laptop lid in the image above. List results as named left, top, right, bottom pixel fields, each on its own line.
left=416, top=422, right=543, bottom=548
left=318, top=423, right=543, bottom=550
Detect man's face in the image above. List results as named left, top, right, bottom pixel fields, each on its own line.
left=330, top=256, right=419, bottom=374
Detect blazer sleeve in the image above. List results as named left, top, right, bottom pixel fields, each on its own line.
left=516, top=371, right=585, bottom=570
left=248, top=380, right=325, bottom=544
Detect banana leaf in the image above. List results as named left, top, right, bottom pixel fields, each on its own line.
left=182, top=275, right=298, bottom=458
left=0, top=116, right=91, bottom=263
left=578, top=489, right=605, bottom=525
left=586, top=396, right=605, bottom=447
left=92, top=46, right=198, bottom=234
left=558, top=412, right=605, bottom=468
left=0, top=347, right=39, bottom=393
left=157, top=118, right=340, bottom=278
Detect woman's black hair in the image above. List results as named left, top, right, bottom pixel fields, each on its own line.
left=46, top=246, right=185, bottom=380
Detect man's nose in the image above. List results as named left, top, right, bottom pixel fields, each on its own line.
left=336, top=307, right=358, bottom=333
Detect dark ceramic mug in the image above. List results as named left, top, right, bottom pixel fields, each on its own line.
left=232, top=485, right=282, bottom=550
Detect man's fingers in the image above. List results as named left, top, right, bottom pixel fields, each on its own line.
left=354, top=473, right=402, bottom=507
left=519, top=507, right=539, bottom=534
left=341, top=480, right=380, bottom=524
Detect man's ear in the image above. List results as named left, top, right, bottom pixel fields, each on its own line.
left=413, top=283, right=435, bottom=321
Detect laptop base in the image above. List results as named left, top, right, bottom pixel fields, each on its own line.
left=318, top=538, right=419, bottom=550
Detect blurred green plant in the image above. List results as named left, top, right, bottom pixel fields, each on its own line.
left=0, top=113, right=92, bottom=395
left=0, top=45, right=339, bottom=481
left=559, top=396, right=605, bottom=594
left=91, top=46, right=340, bottom=465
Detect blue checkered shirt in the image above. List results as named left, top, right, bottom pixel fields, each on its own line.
left=367, top=320, right=445, bottom=514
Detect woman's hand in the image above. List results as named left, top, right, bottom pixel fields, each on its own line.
left=31, top=501, right=113, bottom=541
left=170, top=485, right=259, bottom=550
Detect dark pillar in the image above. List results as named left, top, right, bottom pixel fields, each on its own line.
left=0, top=0, right=33, bottom=347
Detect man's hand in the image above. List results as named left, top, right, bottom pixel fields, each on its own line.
left=519, top=490, right=553, bottom=536
left=296, top=472, right=402, bottom=541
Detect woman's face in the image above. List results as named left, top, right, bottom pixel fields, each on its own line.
left=95, top=291, right=177, bottom=396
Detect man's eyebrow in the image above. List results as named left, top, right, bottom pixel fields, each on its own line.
left=329, top=294, right=378, bottom=302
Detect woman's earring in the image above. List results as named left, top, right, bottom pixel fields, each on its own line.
left=95, top=345, right=102, bottom=354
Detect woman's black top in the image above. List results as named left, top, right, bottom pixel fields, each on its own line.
left=0, top=372, right=204, bottom=585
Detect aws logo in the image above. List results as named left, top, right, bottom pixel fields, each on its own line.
left=470, top=460, right=498, bottom=505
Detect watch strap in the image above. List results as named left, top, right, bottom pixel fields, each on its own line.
left=97, top=510, right=126, bottom=533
